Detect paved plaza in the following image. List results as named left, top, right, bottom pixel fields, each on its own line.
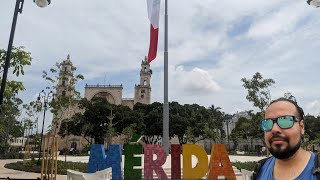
left=0, top=155, right=265, bottom=180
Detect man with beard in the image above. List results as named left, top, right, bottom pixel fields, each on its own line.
left=255, top=97, right=318, bottom=180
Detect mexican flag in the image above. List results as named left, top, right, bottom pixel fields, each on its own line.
left=147, top=0, right=160, bottom=63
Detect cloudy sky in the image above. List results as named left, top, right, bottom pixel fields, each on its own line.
left=1, top=0, right=320, bottom=131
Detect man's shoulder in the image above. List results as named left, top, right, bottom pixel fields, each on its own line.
left=252, top=156, right=274, bottom=180
left=312, top=152, right=320, bottom=179
left=296, top=151, right=318, bottom=179
left=252, top=152, right=320, bottom=180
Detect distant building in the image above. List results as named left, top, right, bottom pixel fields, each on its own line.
left=9, top=137, right=27, bottom=149
left=53, top=55, right=152, bottom=151
left=223, top=111, right=251, bottom=134
left=222, top=111, right=264, bottom=152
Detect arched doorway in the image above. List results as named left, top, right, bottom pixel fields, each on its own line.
left=93, top=91, right=116, bottom=104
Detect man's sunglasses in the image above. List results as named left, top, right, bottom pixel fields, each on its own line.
left=261, top=115, right=300, bottom=132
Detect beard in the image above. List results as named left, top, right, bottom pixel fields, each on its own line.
left=267, top=134, right=301, bottom=159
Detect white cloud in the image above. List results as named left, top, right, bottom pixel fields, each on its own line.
left=306, top=100, right=320, bottom=116
left=1, top=0, right=320, bottom=119
left=171, top=66, right=221, bottom=95
left=247, top=2, right=307, bottom=39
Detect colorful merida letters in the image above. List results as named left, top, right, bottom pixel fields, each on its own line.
left=88, top=144, right=236, bottom=180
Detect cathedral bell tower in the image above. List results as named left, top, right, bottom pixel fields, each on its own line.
left=134, top=56, right=152, bottom=104
left=56, top=54, right=75, bottom=98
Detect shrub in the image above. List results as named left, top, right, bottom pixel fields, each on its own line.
left=232, top=161, right=256, bottom=171
left=4, top=159, right=88, bottom=175
left=0, top=152, right=41, bottom=159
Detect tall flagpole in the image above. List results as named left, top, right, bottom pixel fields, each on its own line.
left=163, top=0, right=169, bottom=155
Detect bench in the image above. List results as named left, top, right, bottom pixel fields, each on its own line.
left=236, top=150, right=245, bottom=155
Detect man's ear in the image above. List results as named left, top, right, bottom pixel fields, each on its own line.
left=299, top=119, right=305, bottom=135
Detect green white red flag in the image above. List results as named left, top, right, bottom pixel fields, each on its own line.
left=147, top=0, right=160, bottom=63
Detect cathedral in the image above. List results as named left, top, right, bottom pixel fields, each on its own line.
left=54, top=55, right=152, bottom=151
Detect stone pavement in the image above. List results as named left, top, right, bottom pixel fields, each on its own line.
left=0, top=155, right=266, bottom=179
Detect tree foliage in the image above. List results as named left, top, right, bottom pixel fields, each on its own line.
left=230, top=112, right=264, bottom=150
left=241, top=72, right=275, bottom=112
left=304, top=115, right=320, bottom=141
left=283, top=92, right=297, bottom=102
left=0, top=46, right=32, bottom=153
left=59, top=97, right=144, bottom=145
left=0, top=46, right=32, bottom=77
left=58, top=99, right=226, bottom=146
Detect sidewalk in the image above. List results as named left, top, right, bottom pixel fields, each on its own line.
left=0, top=155, right=265, bottom=179
left=229, top=155, right=266, bottom=162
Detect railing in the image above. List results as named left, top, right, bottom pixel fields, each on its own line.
left=85, top=84, right=122, bottom=88
left=67, top=168, right=112, bottom=180
left=122, top=98, right=134, bottom=101
left=241, top=169, right=253, bottom=180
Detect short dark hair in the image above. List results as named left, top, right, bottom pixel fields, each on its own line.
left=267, top=97, right=304, bottom=120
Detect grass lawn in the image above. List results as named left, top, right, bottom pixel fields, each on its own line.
left=4, top=159, right=88, bottom=175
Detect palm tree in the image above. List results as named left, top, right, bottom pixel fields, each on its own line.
left=208, top=105, right=224, bottom=143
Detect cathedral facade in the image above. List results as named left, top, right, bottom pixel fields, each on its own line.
left=54, top=55, right=152, bottom=151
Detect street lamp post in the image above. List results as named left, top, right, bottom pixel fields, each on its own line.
left=0, top=0, right=51, bottom=105
left=36, top=90, right=54, bottom=164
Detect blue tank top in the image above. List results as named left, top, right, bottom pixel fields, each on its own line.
left=257, top=152, right=317, bottom=180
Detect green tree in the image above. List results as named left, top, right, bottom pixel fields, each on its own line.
left=0, top=46, right=32, bottom=77
left=140, top=102, right=163, bottom=144
left=208, top=105, right=224, bottom=143
left=22, top=101, right=42, bottom=135
left=170, top=102, right=223, bottom=145
left=0, top=46, right=32, bottom=154
left=182, top=104, right=213, bottom=143
left=169, top=102, right=189, bottom=145
left=241, top=72, right=275, bottom=112
left=58, top=114, right=90, bottom=142
left=230, top=112, right=264, bottom=150
left=113, top=104, right=145, bottom=143
left=304, top=115, right=320, bottom=141
left=79, top=97, right=112, bottom=144
left=0, top=91, right=24, bottom=153
left=283, top=92, right=296, bottom=102
left=241, top=72, right=276, bottom=154
left=59, top=97, right=142, bottom=145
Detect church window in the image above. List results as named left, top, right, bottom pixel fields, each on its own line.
left=143, top=80, right=147, bottom=86
left=64, top=67, right=67, bottom=72
left=141, top=94, right=144, bottom=98
left=141, top=89, right=145, bottom=94
left=62, top=78, right=68, bottom=86
left=144, top=67, right=147, bottom=72
left=62, top=91, right=66, bottom=96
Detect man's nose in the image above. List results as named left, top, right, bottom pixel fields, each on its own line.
left=271, top=122, right=282, bottom=133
